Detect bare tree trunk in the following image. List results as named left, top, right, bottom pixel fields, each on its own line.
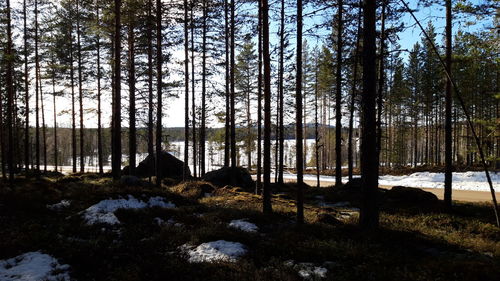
left=444, top=0, right=453, bottom=209
left=277, top=0, right=285, bottom=184
left=70, top=24, right=76, bottom=174
left=224, top=0, right=230, bottom=167
left=296, top=0, right=304, bottom=223
left=128, top=14, right=137, bottom=176
left=262, top=0, right=272, bottom=214
left=52, top=58, right=58, bottom=172
left=315, top=57, right=320, bottom=188
left=256, top=0, right=262, bottom=193
left=348, top=1, right=362, bottom=181
left=156, top=0, right=163, bottom=185
left=96, top=4, right=104, bottom=174
left=201, top=0, right=207, bottom=176
left=77, top=0, right=85, bottom=173
left=190, top=6, right=197, bottom=178
left=112, top=0, right=122, bottom=180
left=6, top=0, right=14, bottom=182
left=23, top=0, right=29, bottom=172
left=147, top=0, right=154, bottom=179
left=34, top=0, right=41, bottom=175
left=335, top=0, right=344, bottom=186
left=39, top=68, right=47, bottom=172
left=230, top=0, right=236, bottom=168
left=360, top=0, right=379, bottom=230
left=183, top=0, right=190, bottom=180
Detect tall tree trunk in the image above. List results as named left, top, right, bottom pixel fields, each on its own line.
left=35, top=0, right=41, bottom=175
left=360, top=0, right=379, bottom=229
left=335, top=0, right=343, bottom=186
left=277, top=0, right=285, bottom=184
left=315, top=57, right=320, bottom=188
left=112, top=0, right=122, bottom=180
left=70, top=23, right=77, bottom=173
left=77, top=0, right=85, bottom=173
left=147, top=0, right=154, bottom=179
left=262, top=0, right=272, bottom=214
left=224, top=0, right=230, bottom=167
left=23, top=0, right=29, bottom=172
left=444, top=0, right=453, bottom=209
left=256, top=0, right=262, bottom=193
left=190, top=6, right=197, bottom=178
left=39, top=68, right=47, bottom=172
left=296, top=0, right=304, bottom=223
left=52, top=59, right=58, bottom=172
left=156, top=0, right=163, bottom=185
left=183, top=0, right=190, bottom=180
left=348, top=1, right=362, bottom=181
left=128, top=13, right=137, bottom=176
left=6, top=0, right=14, bottom=182
left=376, top=0, right=385, bottom=164
left=201, top=0, right=207, bottom=176
left=96, top=4, right=104, bottom=174
left=230, top=0, right=236, bottom=168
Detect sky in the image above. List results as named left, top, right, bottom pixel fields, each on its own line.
left=12, top=0, right=494, bottom=129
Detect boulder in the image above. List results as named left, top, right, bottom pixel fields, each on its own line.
left=202, top=166, right=254, bottom=191
left=385, top=186, right=439, bottom=205
left=122, top=151, right=191, bottom=179
left=342, top=178, right=363, bottom=189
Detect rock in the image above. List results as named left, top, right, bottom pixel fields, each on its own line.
left=122, top=151, right=190, bottom=179
left=202, top=166, right=254, bottom=191
left=385, top=186, right=439, bottom=205
left=171, top=181, right=216, bottom=199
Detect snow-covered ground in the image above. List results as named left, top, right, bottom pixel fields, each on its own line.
left=0, top=252, right=71, bottom=281
left=82, top=195, right=176, bottom=225
left=184, top=240, right=247, bottom=263
left=278, top=171, right=499, bottom=192
left=228, top=219, right=259, bottom=233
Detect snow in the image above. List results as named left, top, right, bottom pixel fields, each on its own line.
left=46, top=200, right=71, bottom=210
left=0, top=252, right=71, bottom=281
left=228, top=219, right=259, bottom=233
left=298, top=266, right=328, bottom=280
left=82, top=195, right=176, bottom=225
left=379, top=171, right=500, bottom=192
left=280, top=171, right=499, bottom=192
left=186, top=240, right=247, bottom=263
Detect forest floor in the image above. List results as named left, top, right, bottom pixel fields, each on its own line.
left=0, top=174, right=499, bottom=281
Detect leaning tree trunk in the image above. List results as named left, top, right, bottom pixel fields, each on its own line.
left=359, top=0, right=379, bottom=230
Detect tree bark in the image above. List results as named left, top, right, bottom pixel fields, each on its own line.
left=183, top=0, right=190, bottom=180
left=277, top=0, right=285, bottom=184
left=230, top=0, right=236, bottom=168
left=296, top=0, right=304, bottom=223
left=224, top=0, right=230, bottom=167
left=201, top=0, right=207, bottom=176
left=6, top=0, right=14, bottom=182
left=256, top=0, right=262, bottom=193
left=444, top=0, right=453, bottom=209
left=156, top=0, right=163, bottom=185
left=77, top=0, right=85, bottom=173
left=96, top=4, right=104, bottom=174
left=112, top=0, right=122, bottom=180
left=128, top=11, right=137, bottom=176
left=359, top=0, right=379, bottom=229
left=335, top=0, right=343, bottom=186
left=190, top=6, right=197, bottom=178
left=147, top=0, right=154, bottom=179
left=262, top=0, right=272, bottom=214
left=23, top=0, right=29, bottom=172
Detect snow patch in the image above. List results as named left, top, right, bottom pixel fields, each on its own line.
left=228, top=219, right=259, bottom=233
left=82, top=195, right=175, bottom=225
left=186, top=240, right=247, bottom=263
left=47, top=200, right=71, bottom=210
left=0, top=251, right=71, bottom=281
